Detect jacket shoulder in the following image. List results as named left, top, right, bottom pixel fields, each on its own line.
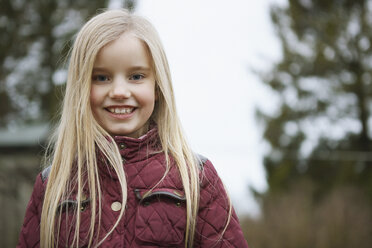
left=41, top=165, right=51, bottom=183
left=195, top=153, right=208, bottom=170
left=195, top=157, right=249, bottom=247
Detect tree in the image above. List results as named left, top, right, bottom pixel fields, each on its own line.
left=0, top=0, right=137, bottom=128
left=258, top=0, right=372, bottom=198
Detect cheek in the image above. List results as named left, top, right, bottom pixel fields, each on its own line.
left=89, top=86, right=100, bottom=108
left=139, top=85, right=156, bottom=107
left=147, top=91, right=156, bottom=111
left=89, top=87, right=103, bottom=122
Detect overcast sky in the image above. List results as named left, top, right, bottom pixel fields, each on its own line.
left=111, top=0, right=286, bottom=215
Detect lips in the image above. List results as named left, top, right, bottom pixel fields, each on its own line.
left=106, top=106, right=135, bottom=114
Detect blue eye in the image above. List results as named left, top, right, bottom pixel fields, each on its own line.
left=92, top=74, right=109, bottom=82
left=130, top=74, right=144, bottom=80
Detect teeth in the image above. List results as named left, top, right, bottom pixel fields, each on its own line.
left=108, top=107, right=133, bottom=114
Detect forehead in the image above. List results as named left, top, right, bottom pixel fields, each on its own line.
left=94, top=32, right=153, bottom=69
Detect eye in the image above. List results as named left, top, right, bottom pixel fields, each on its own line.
left=129, top=74, right=144, bottom=81
left=92, top=74, right=110, bottom=82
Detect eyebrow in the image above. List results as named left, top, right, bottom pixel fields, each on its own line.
left=128, top=66, right=152, bottom=72
left=92, top=67, right=109, bottom=73
left=92, top=66, right=152, bottom=72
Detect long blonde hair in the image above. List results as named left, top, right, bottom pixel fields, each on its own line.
left=40, top=9, right=201, bottom=247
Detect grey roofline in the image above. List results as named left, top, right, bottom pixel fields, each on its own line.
left=0, top=123, right=50, bottom=147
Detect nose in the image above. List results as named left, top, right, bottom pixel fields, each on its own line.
left=109, top=77, right=131, bottom=99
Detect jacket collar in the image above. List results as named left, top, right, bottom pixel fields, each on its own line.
left=112, top=127, right=161, bottom=163
left=97, top=127, right=161, bottom=180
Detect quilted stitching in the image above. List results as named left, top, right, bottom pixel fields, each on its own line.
left=195, top=161, right=248, bottom=247
left=17, top=173, right=46, bottom=248
left=17, top=129, right=248, bottom=247
left=135, top=195, right=186, bottom=245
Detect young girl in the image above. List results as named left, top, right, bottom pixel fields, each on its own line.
left=17, top=9, right=248, bottom=248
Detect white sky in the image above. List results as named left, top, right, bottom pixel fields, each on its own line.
left=117, top=0, right=286, bottom=216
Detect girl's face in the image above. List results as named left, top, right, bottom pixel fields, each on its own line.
left=90, top=32, right=156, bottom=138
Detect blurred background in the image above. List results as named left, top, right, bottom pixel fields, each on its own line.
left=1, top=0, right=372, bottom=247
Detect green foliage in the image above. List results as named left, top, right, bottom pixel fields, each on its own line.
left=0, top=0, right=137, bottom=128
left=258, top=0, right=372, bottom=198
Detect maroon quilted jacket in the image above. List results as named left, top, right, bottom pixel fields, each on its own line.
left=17, top=128, right=249, bottom=247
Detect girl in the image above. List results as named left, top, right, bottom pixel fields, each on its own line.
left=17, top=9, right=248, bottom=248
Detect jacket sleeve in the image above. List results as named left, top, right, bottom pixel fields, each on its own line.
left=17, top=173, right=45, bottom=248
left=195, top=159, right=249, bottom=248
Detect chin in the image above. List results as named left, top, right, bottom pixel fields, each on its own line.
left=110, top=128, right=137, bottom=137
left=111, top=131, right=131, bottom=137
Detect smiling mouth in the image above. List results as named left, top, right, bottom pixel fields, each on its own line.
left=106, top=107, right=135, bottom=114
